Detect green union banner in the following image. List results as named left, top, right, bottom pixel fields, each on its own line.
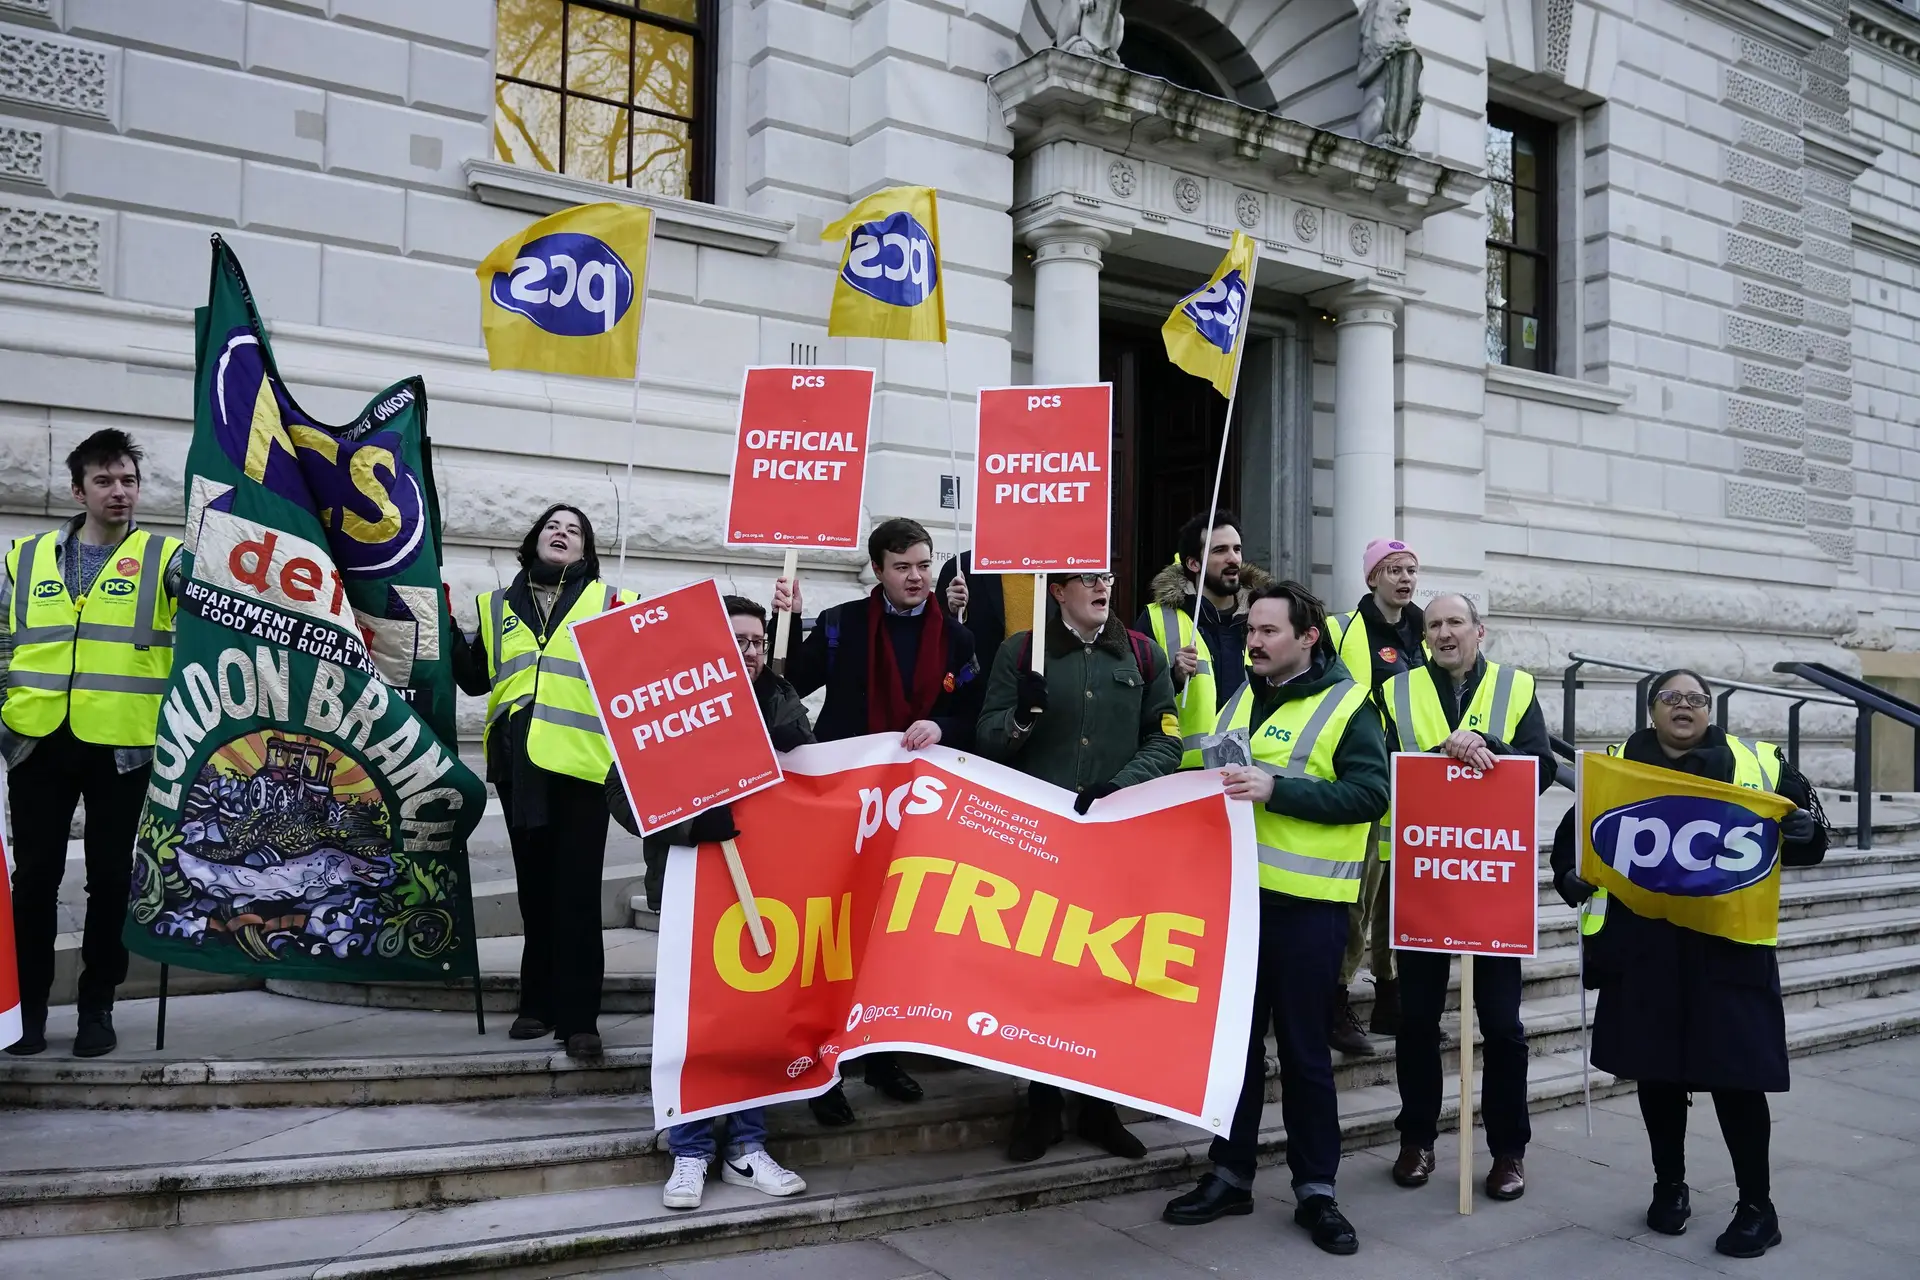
left=124, top=238, right=486, bottom=981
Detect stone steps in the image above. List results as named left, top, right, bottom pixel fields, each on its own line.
left=263, top=929, right=660, bottom=1014
left=4, top=999, right=1917, bottom=1277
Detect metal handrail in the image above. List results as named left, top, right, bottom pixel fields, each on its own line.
left=1561, top=651, right=1851, bottom=766
left=1774, top=661, right=1920, bottom=847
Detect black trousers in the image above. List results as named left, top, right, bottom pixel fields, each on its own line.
left=8, top=723, right=150, bottom=1015
left=1393, top=950, right=1531, bottom=1157
left=499, top=769, right=610, bottom=1038
left=1211, top=891, right=1349, bottom=1191
left=1639, top=1081, right=1771, bottom=1202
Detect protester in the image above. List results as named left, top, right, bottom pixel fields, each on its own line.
left=451, top=504, right=635, bottom=1061
left=1136, top=510, right=1269, bottom=711
left=938, top=549, right=1020, bottom=680
left=2, top=431, right=181, bottom=1058
left=603, top=595, right=811, bottom=1211
left=1325, top=538, right=1427, bottom=1048
left=778, top=516, right=980, bottom=1124
left=1379, top=593, right=1553, bottom=1201
left=1163, top=581, right=1386, bottom=1255
left=975, top=570, right=1182, bottom=1163
left=1550, top=669, right=1825, bottom=1258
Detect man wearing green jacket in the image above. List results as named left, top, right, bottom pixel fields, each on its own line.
left=976, top=569, right=1182, bottom=1163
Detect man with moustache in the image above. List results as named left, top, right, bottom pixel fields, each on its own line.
left=976, top=569, right=1182, bottom=1163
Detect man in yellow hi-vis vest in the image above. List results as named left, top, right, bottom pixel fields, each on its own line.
left=3, top=431, right=181, bottom=1059
left=1163, top=581, right=1388, bottom=1256
left=1379, top=593, right=1554, bottom=1203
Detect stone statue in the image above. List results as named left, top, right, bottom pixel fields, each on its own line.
left=1051, top=0, right=1124, bottom=64
left=1356, top=0, right=1424, bottom=150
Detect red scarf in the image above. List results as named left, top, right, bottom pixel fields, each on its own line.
left=866, top=588, right=949, bottom=734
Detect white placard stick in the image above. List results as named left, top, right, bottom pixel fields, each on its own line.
left=1029, top=573, right=1048, bottom=675
left=771, top=547, right=799, bottom=675
left=1458, top=954, right=1476, bottom=1215
left=720, top=838, right=771, bottom=956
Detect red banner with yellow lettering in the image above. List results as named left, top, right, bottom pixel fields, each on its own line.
left=651, top=737, right=1258, bottom=1132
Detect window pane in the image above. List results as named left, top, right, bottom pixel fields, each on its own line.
left=567, top=4, right=632, bottom=99
left=637, top=0, right=700, bottom=21
left=1508, top=253, right=1538, bottom=313
left=1486, top=180, right=1513, bottom=245
left=633, top=25, right=695, bottom=117
left=1486, top=247, right=1507, bottom=311
left=1487, top=308, right=1509, bottom=365
left=497, top=0, right=563, bottom=87
left=563, top=95, right=632, bottom=183
left=1512, top=134, right=1540, bottom=192
left=495, top=81, right=561, bottom=172
left=1508, top=312, right=1542, bottom=368
left=1486, top=124, right=1513, bottom=186
left=631, top=113, right=692, bottom=198
left=1513, top=186, right=1539, bottom=248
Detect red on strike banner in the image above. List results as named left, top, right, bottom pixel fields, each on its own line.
left=0, top=770, right=17, bottom=1049
left=571, top=579, right=782, bottom=836
left=971, top=384, right=1112, bottom=572
left=725, top=366, right=875, bottom=549
left=1388, top=754, right=1539, bottom=957
left=651, top=737, right=1259, bottom=1131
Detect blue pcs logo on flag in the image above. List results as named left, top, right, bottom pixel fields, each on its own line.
left=1589, top=795, right=1778, bottom=897
left=489, top=232, right=636, bottom=337
left=841, top=210, right=939, bottom=308
left=1181, top=268, right=1246, bottom=354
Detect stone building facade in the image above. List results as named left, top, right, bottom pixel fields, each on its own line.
left=0, top=0, right=1916, bottom=778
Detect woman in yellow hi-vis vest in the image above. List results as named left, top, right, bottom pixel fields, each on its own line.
left=1550, top=669, right=1826, bottom=1259
left=453, top=504, right=634, bottom=1060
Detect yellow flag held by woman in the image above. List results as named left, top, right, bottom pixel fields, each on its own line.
left=476, top=203, right=653, bottom=379
left=822, top=186, right=946, bottom=342
left=1577, top=751, right=1796, bottom=945
left=1162, top=230, right=1257, bottom=397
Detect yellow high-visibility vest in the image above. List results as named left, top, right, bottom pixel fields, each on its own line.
left=1208, top=677, right=1373, bottom=902
left=1145, top=601, right=1216, bottom=767
left=3, top=528, right=178, bottom=746
left=477, top=580, right=632, bottom=783
left=1326, top=608, right=1428, bottom=697
left=1378, top=660, right=1536, bottom=861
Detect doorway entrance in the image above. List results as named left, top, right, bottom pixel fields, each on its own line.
left=1101, top=320, right=1237, bottom=625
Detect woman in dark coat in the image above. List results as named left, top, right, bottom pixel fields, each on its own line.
left=1550, top=669, right=1826, bottom=1260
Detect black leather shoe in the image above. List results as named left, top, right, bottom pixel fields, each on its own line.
left=1715, top=1200, right=1781, bottom=1258
left=1162, top=1173, right=1253, bottom=1225
left=863, top=1057, right=923, bottom=1102
left=1007, top=1094, right=1064, bottom=1162
left=809, top=1082, right=856, bottom=1127
left=508, top=1016, right=552, bottom=1040
left=1646, top=1181, right=1691, bottom=1235
left=1294, top=1194, right=1359, bottom=1255
left=4, top=1008, right=46, bottom=1056
left=563, top=1031, right=603, bottom=1059
left=72, top=1009, right=116, bottom=1059
left=1075, top=1098, right=1146, bottom=1159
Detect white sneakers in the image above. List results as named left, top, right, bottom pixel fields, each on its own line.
left=661, top=1149, right=806, bottom=1210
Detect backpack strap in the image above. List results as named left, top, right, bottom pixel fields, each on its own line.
left=1126, top=629, right=1155, bottom=680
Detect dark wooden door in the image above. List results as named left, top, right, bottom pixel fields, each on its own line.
left=1101, top=322, right=1235, bottom=624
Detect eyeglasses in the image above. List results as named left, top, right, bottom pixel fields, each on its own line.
left=735, top=635, right=767, bottom=654
left=1653, top=690, right=1710, bottom=709
left=1068, top=573, right=1114, bottom=588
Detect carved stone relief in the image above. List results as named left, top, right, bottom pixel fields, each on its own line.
left=0, top=29, right=108, bottom=119
left=0, top=202, right=101, bottom=290
left=0, top=121, right=46, bottom=185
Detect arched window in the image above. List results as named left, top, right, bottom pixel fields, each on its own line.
left=1118, top=25, right=1225, bottom=98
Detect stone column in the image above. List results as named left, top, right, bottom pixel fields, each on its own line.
left=1027, top=225, right=1108, bottom=385
left=1331, top=296, right=1399, bottom=601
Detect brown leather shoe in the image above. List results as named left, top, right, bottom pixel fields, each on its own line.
left=1486, top=1154, right=1526, bottom=1201
left=1392, top=1144, right=1434, bottom=1187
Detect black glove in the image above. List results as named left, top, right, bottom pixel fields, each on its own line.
left=1557, top=872, right=1597, bottom=910
left=1073, top=781, right=1119, bottom=815
left=604, top=770, right=641, bottom=838
left=688, top=804, right=740, bottom=846
left=1016, top=670, right=1049, bottom=722
left=1780, top=807, right=1818, bottom=843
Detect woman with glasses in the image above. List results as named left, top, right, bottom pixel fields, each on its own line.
left=1549, top=669, right=1826, bottom=1259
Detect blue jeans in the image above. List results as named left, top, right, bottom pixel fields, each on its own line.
left=666, top=1107, right=769, bottom=1160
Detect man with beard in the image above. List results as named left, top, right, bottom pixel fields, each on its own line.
left=1163, top=581, right=1387, bottom=1256
left=778, top=517, right=979, bottom=1125
left=1137, top=511, right=1269, bottom=765
left=1323, top=538, right=1427, bottom=1051
left=976, top=569, right=1181, bottom=1163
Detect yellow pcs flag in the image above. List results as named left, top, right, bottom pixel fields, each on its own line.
left=476, top=202, right=653, bottom=379
left=1163, top=230, right=1257, bottom=398
left=822, top=186, right=946, bottom=342
left=1577, top=751, right=1796, bottom=945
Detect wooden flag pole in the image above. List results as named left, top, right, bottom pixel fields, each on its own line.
left=771, top=547, right=799, bottom=676
left=616, top=215, right=658, bottom=592
left=942, top=340, right=967, bottom=624
left=720, top=838, right=771, bottom=956
left=1458, top=953, right=1476, bottom=1215
left=1191, top=250, right=1260, bottom=665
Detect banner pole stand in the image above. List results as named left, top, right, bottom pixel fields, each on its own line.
left=1579, top=912, right=1592, bottom=1137
left=1030, top=575, right=1048, bottom=676
left=154, top=963, right=169, bottom=1052
left=472, top=972, right=487, bottom=1037
left=771, top=547, right=799, bottom=677
left=721, top=838, right=771, bottom=956
left=941, top=341, right=966, bottom=624
left=1458, top=953, right=1475, bottom=1215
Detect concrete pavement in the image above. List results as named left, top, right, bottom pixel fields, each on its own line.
left=599, top=1036, right=1920, bottom=1280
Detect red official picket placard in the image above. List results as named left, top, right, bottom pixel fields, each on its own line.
left=1388, top=753, right=1539, bottom=957
left=571, top=578, right=783, bottom=836
left=971, top=384, right=1112, bottom=572
left=725, top=366, right=875, bottom=549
